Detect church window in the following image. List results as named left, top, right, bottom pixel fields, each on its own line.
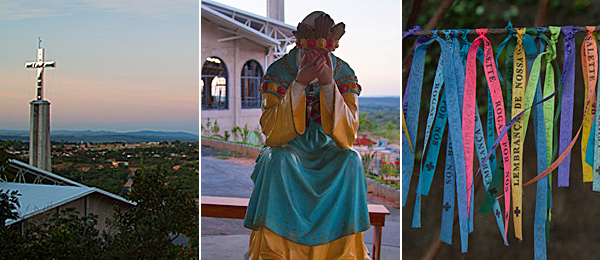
left=241, top=60, right=263, bottom=109
left=202, top=57, right=228, bottom=110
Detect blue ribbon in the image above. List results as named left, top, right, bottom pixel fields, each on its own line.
left=587, top=118, right=596, bottom=181
left=402, top=29, right=430, bottom=207
left=403, top=26, right=422, bottom=39
left=451, top=33, right=475, bottom=235
left=530, top=27, right=549, bottom=260
left=412, top=50, right=445, bottom=229
left=419, top=55, right=446, bottom=196
left=557, top=26, right=579, bottom=187
left=586, top=118, right=595, bottom=166
left=433, top=30, right=469, bottom=253
left=593, top=35, right=600, bottom=192
left=440, top=134, right=455, bottom=245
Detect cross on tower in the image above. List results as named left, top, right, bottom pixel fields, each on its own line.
left=25, top=38, right=56, bottom=101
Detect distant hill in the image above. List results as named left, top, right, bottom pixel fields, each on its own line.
left=0, top=130, right=198, bottom=143
left=358, top=96, right=400, bottom=107
left=358, top=96, right=400, bottom=115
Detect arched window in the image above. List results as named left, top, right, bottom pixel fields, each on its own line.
left=241, top=60, right=264, bottom=109
left=201, top=57, right=228, bottom=110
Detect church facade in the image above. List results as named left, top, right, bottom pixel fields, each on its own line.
left=201, top=0, right=295, bottom=140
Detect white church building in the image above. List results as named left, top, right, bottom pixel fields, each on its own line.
left=201, top=0, right=295, bottom=139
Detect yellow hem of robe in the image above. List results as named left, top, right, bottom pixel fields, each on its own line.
left=248, top=227, right=371, bottom=260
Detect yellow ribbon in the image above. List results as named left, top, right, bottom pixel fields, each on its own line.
left=402, top=109, right=414, bottom=153
left=511, top=27, right=527, bottom=241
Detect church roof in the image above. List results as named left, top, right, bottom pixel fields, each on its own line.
left=201, top=0, right=296, bottom=56
left=1, top=182, right=134, bottom=226
left=7, top=159, right=86, bottom=187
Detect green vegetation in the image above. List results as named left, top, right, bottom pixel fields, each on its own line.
left=0, top=167, right=198, bottom=259
left=358, top=107, right=401, bottom=142
left=201, top=119, right=263, bottom=146
left=49, top=141, right=199, bottom=198
left=106, top=167, right=198, bottom=258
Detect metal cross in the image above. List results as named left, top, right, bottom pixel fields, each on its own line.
left=25, top=38, right=56, bottom=100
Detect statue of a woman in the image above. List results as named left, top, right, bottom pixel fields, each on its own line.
left=243, top=11, right=372, bottom=259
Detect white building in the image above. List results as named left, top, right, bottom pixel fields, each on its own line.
left=201, top=0, right=295, bottom=138
left=2, top=159, right=134, bottom=233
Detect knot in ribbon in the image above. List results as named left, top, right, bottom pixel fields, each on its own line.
left=403, top=25, right=422, bottom=39
left=476, top=28, right=487, bottom=36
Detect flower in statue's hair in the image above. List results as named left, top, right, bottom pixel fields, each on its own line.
left=316, top=38, right=327, bottom=49
left=326, top=39, right=335, bottom=49
left=307, top=38, right=316, bottom=48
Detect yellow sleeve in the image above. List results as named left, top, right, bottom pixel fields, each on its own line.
left=319, top=87, right=359, bottom=150
left=260, top=90, right=306, bottom=146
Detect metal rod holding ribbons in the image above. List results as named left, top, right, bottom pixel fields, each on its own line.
left=403, top=26, right=600, bottom=36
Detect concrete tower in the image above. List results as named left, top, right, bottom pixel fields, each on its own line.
left=267, top=0, right=284, bottom=22
left=25, top=39, right=55, bottom=172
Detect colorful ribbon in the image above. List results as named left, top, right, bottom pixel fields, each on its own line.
left=440, top=134, right=455, bottom=245
left=557, top=26, right=579, bottom=187
left=510, top=28, right=527, bottom=241
left=413, top=49, right=445, bottom=228
left=401, top=30, right=429, bottom=207
left=595, top=32, right=600, bottom=192
left=581, top=26, right=598, bottom=183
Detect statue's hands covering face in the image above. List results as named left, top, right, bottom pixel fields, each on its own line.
left=315, top=49, right=333, bottom=84
left=296, top=50, right=332, bottom=85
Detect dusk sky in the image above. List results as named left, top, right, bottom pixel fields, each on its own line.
left=208, top=0, right=401, bottom=97
left=0, top=0, right=199, bottom=135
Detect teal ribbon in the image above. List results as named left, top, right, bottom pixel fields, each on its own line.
left=530, top=27, right=549, bottom=260
left=434, top=30, right=469, bottom=253
left=401, top=29, right=429, bottom=207
left=440, top=133, right=455, bottom=245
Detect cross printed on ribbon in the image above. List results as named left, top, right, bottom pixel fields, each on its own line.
left=443, top=202, right=452, bottom=211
